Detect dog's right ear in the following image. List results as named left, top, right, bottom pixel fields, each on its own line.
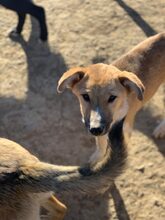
left=57, top=67, right=85, bottom=93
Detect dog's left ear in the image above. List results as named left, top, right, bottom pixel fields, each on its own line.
left=57, top=67, right=85, bottom=93
left=119, top=71, right=145, bottom=101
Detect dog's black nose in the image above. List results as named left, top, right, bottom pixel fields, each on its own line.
left=90, top=127, right=104, bottom=136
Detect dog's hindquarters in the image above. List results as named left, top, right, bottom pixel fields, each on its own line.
left=112, top=33, right=165, bottom=138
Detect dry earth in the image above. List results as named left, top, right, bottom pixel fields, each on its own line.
left=0, top=0, right=165, bottom=219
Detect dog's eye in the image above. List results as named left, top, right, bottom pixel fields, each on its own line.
left=82, top=94, right=90, bottom=102
left=108, top=95, right=117, bottom=103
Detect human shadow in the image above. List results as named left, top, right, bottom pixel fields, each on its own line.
left=115, top=0, right=157, bottom=37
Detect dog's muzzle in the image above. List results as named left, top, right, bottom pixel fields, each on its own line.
left=89, top=126, right=105, bottom=136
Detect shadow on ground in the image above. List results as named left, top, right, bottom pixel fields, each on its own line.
left=115, top=0, right=157, bottom=37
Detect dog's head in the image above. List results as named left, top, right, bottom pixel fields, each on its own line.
left=57, top=64, right=144, bottom=136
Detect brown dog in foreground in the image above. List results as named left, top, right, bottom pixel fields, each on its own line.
left=58, top=33, right=165, bottom=169
left=0, top=118, right=126, bottom=220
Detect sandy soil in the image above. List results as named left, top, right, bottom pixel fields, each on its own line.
left=0, top=0, right=165, bottom=219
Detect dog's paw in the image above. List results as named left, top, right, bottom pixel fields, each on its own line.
left=9, top=27, right=20, bottom=35
left=153, top=119, right=165, bottom=138
left=8, top=28, right=22, bottom=41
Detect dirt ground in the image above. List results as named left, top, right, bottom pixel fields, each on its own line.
left=0, top=0, right=165, bottom=219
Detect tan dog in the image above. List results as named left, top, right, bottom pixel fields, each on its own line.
left=0, top=118, right=126, bottom=220
left=58, top=33, right=165, bottom=168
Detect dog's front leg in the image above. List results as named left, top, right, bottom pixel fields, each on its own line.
left=16, top=12, right=26, bottom=34
left=89, top=135, right=109, bottom=171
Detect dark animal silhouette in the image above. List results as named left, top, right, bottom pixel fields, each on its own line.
left=0, top=0, right=48, bottom=41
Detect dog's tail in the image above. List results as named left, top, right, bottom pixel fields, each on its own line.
left=1, top=118, right=127, bottom=195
